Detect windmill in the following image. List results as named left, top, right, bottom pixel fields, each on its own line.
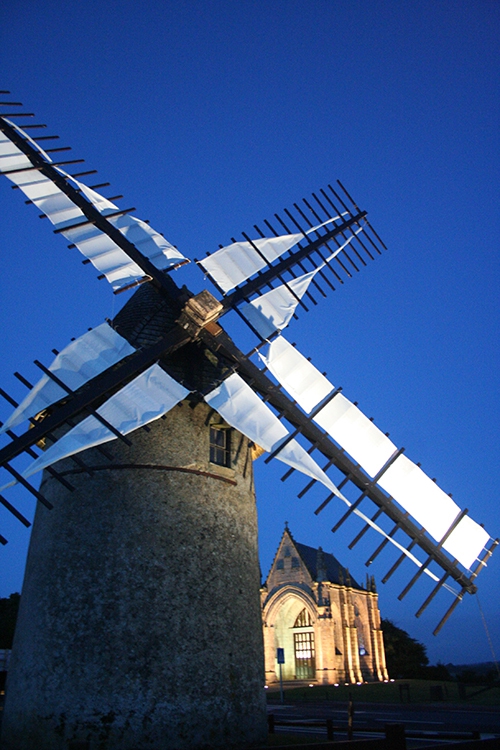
left=0, top=95, right=497, bottom=749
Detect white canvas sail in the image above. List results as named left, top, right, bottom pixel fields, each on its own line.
left=314, top=392, right=397, bottom=479
left=0, top=323, right=136, bottom=435
left=378, top=454, right=461, bottom=543
left=260, top=336, right=334, bottom=413
left=0, top=122, right=187, bottom=291
left=204, top=372, right=344, bottom=499
left=259, top=337, right=489, bottom=570
left=241, top=227, right=365, bottom=337
left=442, top=516, right=490, bottom=570
left=261, top=337, right=397, bottom=477
left=22, top=365, right=189, bottom=478
left=377, top=453, right=490, bottom=569
left=242, top=270, right=320, bottom=338
left=199, top=214, right=348, bottom=294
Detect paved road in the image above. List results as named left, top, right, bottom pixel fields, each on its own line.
left=267, top=700, right=500, bottom=740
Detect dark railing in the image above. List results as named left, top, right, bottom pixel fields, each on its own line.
left=265, top=714, right=498, bottom=750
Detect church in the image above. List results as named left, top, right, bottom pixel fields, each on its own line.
left=261, top=525, right=388, bottom=685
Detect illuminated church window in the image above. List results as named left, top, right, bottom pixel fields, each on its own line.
left=294, top=631, right=315, bottom=679
left=293, top=608, right=312, bottom=628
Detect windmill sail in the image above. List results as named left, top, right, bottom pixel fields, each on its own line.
left=204, top=372, right=345, bottom=498
left=313, top=393, right=397, bottom=478
left=61, top=176, right=187, bottom=290
left=259, top=334, right=334, bottom=413
left=441, top=516, right=490, bottom=571
left=21, top=364, right=189, bottom=479
left=0, top=323, right=135, bottom=434
left=242, top=270, right=320, bottom=338
left=241, top=228, right=365, bottom=338
left=377, top=455, right=489, bottom=569
left=199, top=215, right=347, bottom=294
left=260, top=335, right=490, bottom=571
left=261, top=336, right=397, bottom=477
left=0, top=121, right=187, bottom=291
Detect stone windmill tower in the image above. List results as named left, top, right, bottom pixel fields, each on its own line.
left=0, top=96, right=496, bottom=749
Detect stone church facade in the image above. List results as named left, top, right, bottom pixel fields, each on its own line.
left=261, top=526, right=388, bottom=685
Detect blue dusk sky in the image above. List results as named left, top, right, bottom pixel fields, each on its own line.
left=0, top=1, right=498, bottom=667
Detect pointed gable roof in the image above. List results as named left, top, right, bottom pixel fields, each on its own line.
left=265, top=524, right=364, bottom=591
left=293, top=540, right=363, bottom=590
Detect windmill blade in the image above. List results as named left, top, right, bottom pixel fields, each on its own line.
left=0, top=324, right=191, bottom=474
left=377, top=456, right=489, bottom=570
left=313, top=392, right=397, bottom=479
left=0, top=115, right=188, bottom=293
left=198, top=214, right=348, bottom=294
left=194, top=321, right=497, bottom=625
left=240, top=268, right=320, bottom=338
left=440, top=516, right=490, bottom=571
left=20, top=364, right=190, bottom=480
left=0, top=323, right=136, bottom=435
left=204, top=372, right=344, bottom=499
left=203, top=371, right=457, bottom=586
left=239, top=228, right=365, bottom=338
left=214, top=185, right=384, bottom=316
left=260, top=336, right=491, bottom=572
left=258, top=334, right=334, bottom=413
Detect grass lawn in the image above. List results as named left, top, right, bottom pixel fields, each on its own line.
left=266, top=679, right=500, bottom=706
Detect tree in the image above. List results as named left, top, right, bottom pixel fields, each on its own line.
left=0, top=592, right=20, bottom=649
left=381, top=618, right=429, bottom=679
left=425, top=662, right=451, bottom=681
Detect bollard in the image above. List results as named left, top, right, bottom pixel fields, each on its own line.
left=347, top=697, right=354, bottom=740
left=326, top=718, right=334, bottom=740
left=268, top=714, right=275, bottom=734
left=385, top=723, right=406, bottom=750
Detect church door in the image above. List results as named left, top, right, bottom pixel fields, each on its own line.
left=293, top=631, right=315, bottom=680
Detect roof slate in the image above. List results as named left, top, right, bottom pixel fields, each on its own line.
left=293, top=539, right=363, bottom=591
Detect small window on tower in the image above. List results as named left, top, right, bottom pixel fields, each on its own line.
left=210, top=425, right=231, bottom=467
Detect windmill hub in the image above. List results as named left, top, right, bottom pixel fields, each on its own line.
left=176, top=289, right=224, bottom=338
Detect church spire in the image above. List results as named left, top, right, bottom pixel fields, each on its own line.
left=316, top=546, right=327, bottom=582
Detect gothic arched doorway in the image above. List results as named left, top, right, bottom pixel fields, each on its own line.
left=293, top=608, right=315, bottom=680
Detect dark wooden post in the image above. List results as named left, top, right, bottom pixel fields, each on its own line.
left=347, top=696, right=354, bottom=740
left=385, top=723, right=406, bottom=750
left=326, top=717, right=334, bottom=740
